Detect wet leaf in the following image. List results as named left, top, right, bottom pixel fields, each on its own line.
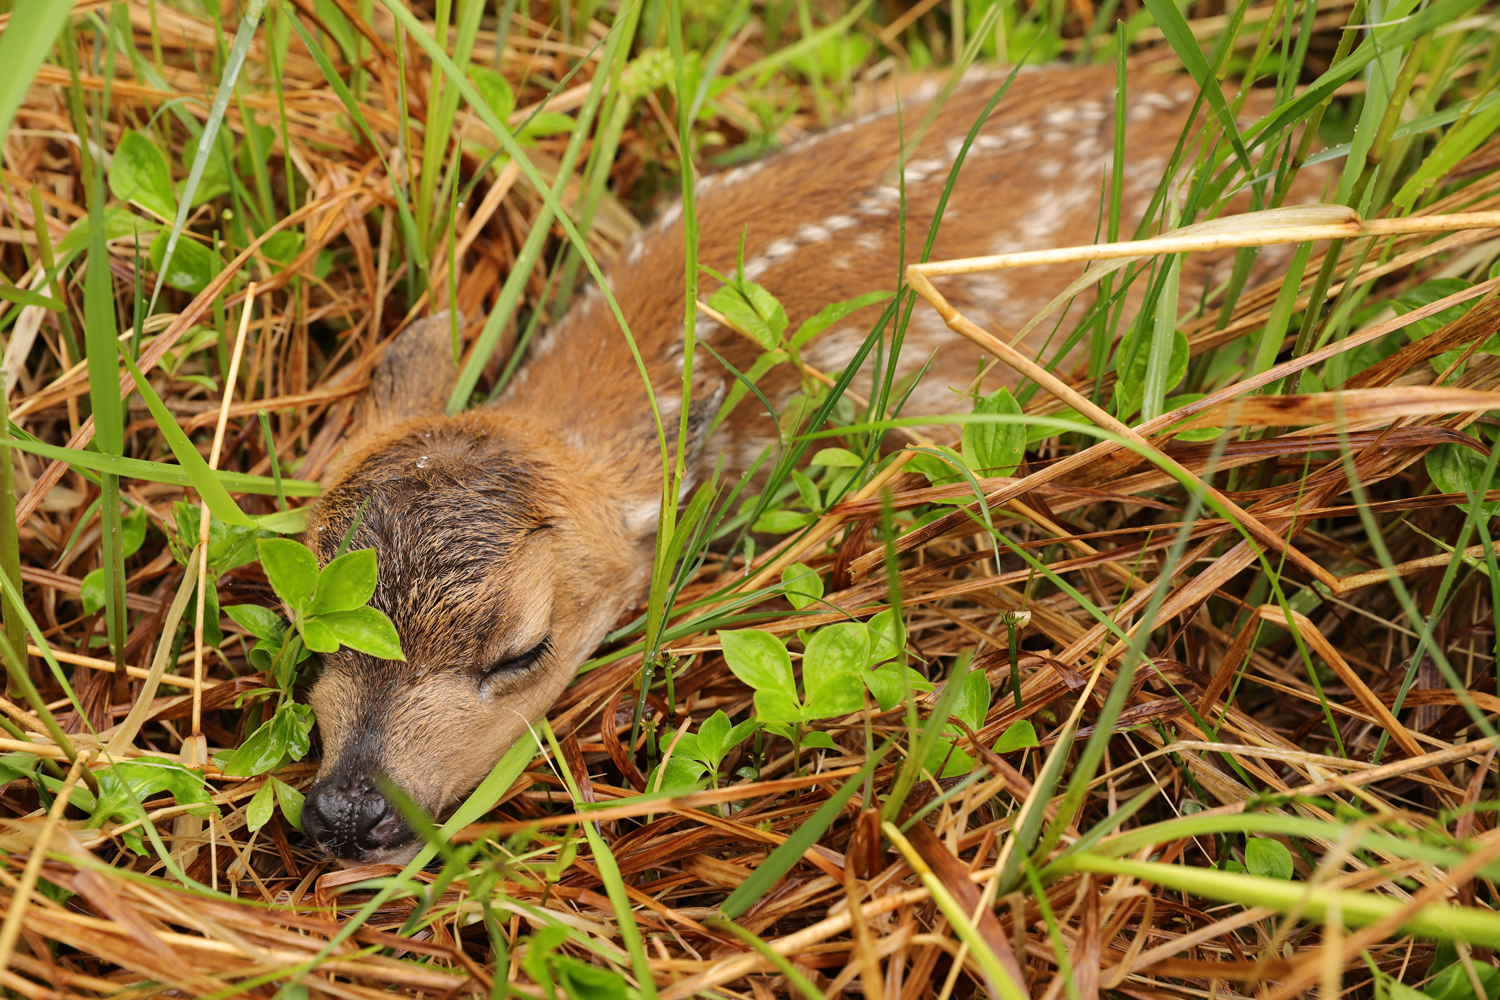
left=781, top=562, right=823, bottom=611
left=309, top=548, right=378, bottom=615
left=1244, top=837, right=1294, bottom=880
left=109, top=129, right=177, bottom=219
left=257, top=538, right=319, bottom=610
left=964, top=387, right=1026, bottom=477
left=316, top=606, right=405, bottom=660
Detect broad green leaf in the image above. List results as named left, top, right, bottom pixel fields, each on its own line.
left=272, top=703, right=314, bottom=761
left=554, top=954, right=630, bottom=1000
left=867, top=609, right=905, bottom=664
left=800, top=731, right=838, bottom=750
left=963, top=387, right=1025, bottom=476
left=863, top=663, right=906, bottom=711
left=221, top=714, right=288, bottom=777
left=803, top=628, right=869, bottom=719
left=122, top=504, right=148, bottom=557
left=1162, top=394, right=1222, bottom=443
left=720, top=629, right=796, bottom=700
left=810, top=447, right=862, bottom=467
left=789, top=290, right=893, bottom=351
left=659, top=731, right=703, bottom=761
left=149, top=231, right=217, bottom=295
left=781, top=562, right=824, bottom=611
left=273, top=776, right=305, bottom=832
left=1244, top=837, right=1294, bottom=880
left=261, top=230, right=304, bottom=265
left=300, top=618, right=339, bottom=653
left=178, top=133, right=233, bottom=206
left=257, top=538, right=319, bottom=609
left=952, top=669, right=992, bottom=733
left=993, top=719, right=1038, bottom=753
left=1392, top=279, right=1484, bottom=342
left=908, top=445, right=967, bottom=486
left=1426, top=437, right=1499, bottom=517
left=309, top=548, right=378, bottom=615
left=708, top=279, right=788, bottom=350
left=697, top=710, right=730, bottom=762
left=89, top=758, right=218, bottom=832
left=1115, top=325, right=1189, bottom=420
left=109, top=130, right=177, bottom=219
left=519, top=111, right=576, bottom=138
left=1423, top=961, right=1500, bottom=1000
left=246, top=779, right=276, bottom=832
left=59, top=207, right=162, bottom=254
left=224, top=604, right=285, bottom=642
left=754, top=690, right=804, bottom=724
left=317, top=606, right=405, bottom=660
left=80, top=569, right=107, bottom=616
left=752, top=509, right=811, bottom=534
left=790, top=470, right=821, bottom=511
left=646, top=755, right=709, bottom=793
left=469, top=65, right=515, bottom=122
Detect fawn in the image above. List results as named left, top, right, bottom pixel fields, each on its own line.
left=298, top=63, right=1311, bottom=864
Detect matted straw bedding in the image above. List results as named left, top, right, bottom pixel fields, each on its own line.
left=3, top=1, right=1500, bottom=998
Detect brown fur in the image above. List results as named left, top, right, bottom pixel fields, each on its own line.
left=300, top=64, right=1324, bottom=864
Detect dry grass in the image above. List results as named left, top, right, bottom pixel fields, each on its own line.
left=3, top=0, right=1500, bottom=998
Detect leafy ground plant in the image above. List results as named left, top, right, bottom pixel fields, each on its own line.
left=2, top=0, right=1500, bottom=997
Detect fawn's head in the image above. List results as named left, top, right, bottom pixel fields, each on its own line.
left=297, top=315, right=681, bottom=865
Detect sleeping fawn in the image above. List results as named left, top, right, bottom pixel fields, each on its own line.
left=297, top=63, right=1316, bottom=864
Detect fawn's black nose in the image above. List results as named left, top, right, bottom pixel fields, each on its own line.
left=302, top=780, right=413, bottom=862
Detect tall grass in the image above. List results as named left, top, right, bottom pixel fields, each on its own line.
left=0, top=0, right=1498, bottom=997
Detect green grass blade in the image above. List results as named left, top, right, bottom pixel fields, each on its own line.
left=147, top=0, right=267, bottom=317
left=115, top=344, right=256, bottom=527
left=0, top=435, right=317, bottom=497
left=0, top=2, right=72, bottom=148
left=1140, top=0, right=1252, bottom=173
left=722, top=744, right=890, bottom=918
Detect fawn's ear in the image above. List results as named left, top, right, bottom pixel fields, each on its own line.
left=359, top=312, right=462, bottom=433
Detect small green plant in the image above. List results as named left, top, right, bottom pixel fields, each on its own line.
left=219, top=538, right=403, bottom=836
left=719, top=609, right=929, bottom=750
left=923, top=658, right=1039, bottom=778
left=646, top=708, right=760, bottom=791
left=909, top=385, right=1027, bottom=488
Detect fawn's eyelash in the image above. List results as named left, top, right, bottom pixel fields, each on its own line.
left=483, top=635, right=553, bottom=678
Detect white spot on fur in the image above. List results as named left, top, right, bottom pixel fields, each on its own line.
left=657, top=202, right=683, bottom=230
left=796, top=223, right=831, bottom=243
left=824, top=215, right=858, bottom=231
left=765, top=239, right=798, bottom=259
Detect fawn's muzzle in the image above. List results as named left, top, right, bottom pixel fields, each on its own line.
left=302, top=779, right=414, bottom=863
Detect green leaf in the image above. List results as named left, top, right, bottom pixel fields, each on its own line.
left=1426, top=437, right=1499, bottom=517
left=224, top=604, right=286, bottom=643
left=316, top=606, right=405, bottom=660
left=178, top=134, right=233, bottom=206
left=149, top=231, right=217, bottom=295
left=646, top=755, right=709, bottom=793
left=1115, top=325, right=1189, bottom=420
left=963, top=387, right=1025, bottom=476
left=272, top=703, right=314, bottom=761
left=708, top=279, right=788, bottom=350
left=554, top=954, right=630, bottom=1000
left=1423, top=961, right=1500, bottom=1000
left=720, top=629, right=796, bottom=700
left=867, top=608, right=906, bottom=665
left=752, top=509, right=811, bottom=534
left=109, top=130, right=177, bottom=220
left=309, top=548, right=378, bottom=615
left=697, top=710, right=730, bottom=762
left=908, top=445, right=967, bottom=486
left=800, top=731, right=838, bottom=750
left=257, top=538, right=319, bottom=609
left=789, top=290, right=893, bottom=351
left=221, top=715, right=288, bottom=777
left=469, top=65, right=515, bottom=122
left=300, top=618, right=339, bottom=653
left=0, top=433, right=315, bottom=497
left=1244, top=837, right=1294, bottom=880
left=58, top=207, right=161, bottom=254
left=863, top=663, right=909, bottom=712
left=519, top=111, right=576, bottom=138
left=122, top=504, right=149, bottom=558
left=246, top=779, right=276, bottom=832
left=273, top=775, right=305, bottom=832
left=810, top=447, right=863, bottom=467
left=993, top=719, right=1039, bottom=753
left=1394, top=89, right=1500, bottom=209
left=89, top=757, right=218, bottom=830
left=781, top=562, right=824, bottom=611
left=952, top=669, right=992, bottom=733
left=790, top=470, right=821, bottom=511
left=802, top=622, right=869, bottom=719
left=1391, top=278, right=1480, bottom=341
left=1162, top=394, right=1223, bottom=443
left=80, top=569, right=106, bottom=616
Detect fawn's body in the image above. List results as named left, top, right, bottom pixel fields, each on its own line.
left=300, top=64, right=1307, bottom=864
